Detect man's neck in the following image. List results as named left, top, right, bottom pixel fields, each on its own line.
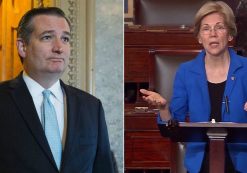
left=23, top=71, right=60, bottom=89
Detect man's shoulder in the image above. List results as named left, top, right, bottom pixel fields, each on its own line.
left=62, top=83, right=100, bottom=103
left=0, top=79, right=15, bottom=91
left=0, top=79, right=19, bottom=103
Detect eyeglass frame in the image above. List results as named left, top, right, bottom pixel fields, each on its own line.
left=200, top=23, right=227, bottom=35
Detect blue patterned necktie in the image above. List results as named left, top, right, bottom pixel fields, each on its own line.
left=41, top=90, right=62, bottom=170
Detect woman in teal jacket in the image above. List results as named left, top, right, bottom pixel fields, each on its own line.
left=140, top=1, right=247, bottom=173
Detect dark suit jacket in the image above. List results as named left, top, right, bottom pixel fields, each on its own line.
left=0, top=73, right=114, bottom=173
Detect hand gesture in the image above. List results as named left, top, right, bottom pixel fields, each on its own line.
left=140, top=89, right=167, bottom=109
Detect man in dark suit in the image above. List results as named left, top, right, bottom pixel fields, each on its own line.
left=0, top=7, right=114, bottom=173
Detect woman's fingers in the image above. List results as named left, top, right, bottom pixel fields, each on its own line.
left=140, top=89, right=167, bottom=106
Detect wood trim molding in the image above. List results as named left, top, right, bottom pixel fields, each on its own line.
left=56, top=0, right=95, bottom=93
left=66, top=0, right=79, bottom=87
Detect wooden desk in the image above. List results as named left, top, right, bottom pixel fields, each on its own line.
left=159, top=122, right=247, bottom=173
left=125, top=108, right=172, bottom=172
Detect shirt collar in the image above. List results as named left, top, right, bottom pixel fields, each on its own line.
left=49, top=80, right=64, bottom=103
left=22, top=71, right=63, bottom=103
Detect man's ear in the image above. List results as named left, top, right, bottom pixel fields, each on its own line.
left=16, top=39, right=27, bottom=58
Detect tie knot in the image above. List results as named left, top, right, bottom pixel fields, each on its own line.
left=42, top=90, right=51, bottom=98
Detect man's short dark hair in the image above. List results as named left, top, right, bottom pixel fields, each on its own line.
left=17, top=7, right=71, bottom=44
left=17, top=7, right=71, bottom=63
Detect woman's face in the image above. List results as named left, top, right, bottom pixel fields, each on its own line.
left=198, top=12, right=233, bottom=57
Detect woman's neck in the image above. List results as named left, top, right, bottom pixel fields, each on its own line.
left=205, top=51, right=230, bottom=83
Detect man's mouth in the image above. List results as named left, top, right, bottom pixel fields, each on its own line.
left=48, top=57, right=64, bottom=62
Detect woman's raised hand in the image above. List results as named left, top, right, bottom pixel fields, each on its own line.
left=140, top=89, right=167, bottom=109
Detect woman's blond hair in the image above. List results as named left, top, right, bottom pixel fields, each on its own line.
left=194, top=1, right=237, bottom=37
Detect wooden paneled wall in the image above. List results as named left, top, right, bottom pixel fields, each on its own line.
left=0, top=0, right=32, bottom=81
left=0, top=0, right=53, bottom=81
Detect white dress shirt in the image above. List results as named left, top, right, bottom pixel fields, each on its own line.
left=22, top=72, right=65, bottom=139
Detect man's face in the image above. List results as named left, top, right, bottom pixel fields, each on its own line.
left=19, top=15, right=71, bottom=79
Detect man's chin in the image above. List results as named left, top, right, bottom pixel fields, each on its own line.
left=46, top=69, right=65, bottom=76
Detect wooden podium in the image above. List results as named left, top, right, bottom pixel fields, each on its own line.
left=158, top=122, right=247, bottom=173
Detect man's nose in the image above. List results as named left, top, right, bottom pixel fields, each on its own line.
left=52, top=38, right=63, bottom=54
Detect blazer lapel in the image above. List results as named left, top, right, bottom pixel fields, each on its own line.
left=9, top=74, right=58, bottom=170
left=60, top=82, right=81, bottom=171
left=224, top=49, right=242, bottom=97
left=189, top=50, right=211, bottom=119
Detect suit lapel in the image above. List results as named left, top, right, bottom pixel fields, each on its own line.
left=60, top=82, right=81, bottom=171
left=9, top=74, right=58, bottom=170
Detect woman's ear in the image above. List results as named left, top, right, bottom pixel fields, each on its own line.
left=16, top=39, right=27, bottom=58
left=198, top=38, right=202, bottom=44
left=228, top=35, right=233, bottom=42
left=197, top=34, right=202, bottom=44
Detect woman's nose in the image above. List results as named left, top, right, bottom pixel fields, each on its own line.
left=209, top=28, right=217, bottom=36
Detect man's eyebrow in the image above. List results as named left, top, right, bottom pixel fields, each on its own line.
left=39, top=30, right=55, bottom=36
left=63, top=31, right=71, bottom=37
left=39, top=30, right=71, bottom=36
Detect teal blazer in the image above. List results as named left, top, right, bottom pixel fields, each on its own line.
left=163, top=48, right=247, bottom=173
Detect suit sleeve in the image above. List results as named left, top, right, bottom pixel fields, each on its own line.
left=93, top=100, right=115, bottom=173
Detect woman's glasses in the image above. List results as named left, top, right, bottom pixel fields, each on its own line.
left=200, top=24, right=227, bottom=35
